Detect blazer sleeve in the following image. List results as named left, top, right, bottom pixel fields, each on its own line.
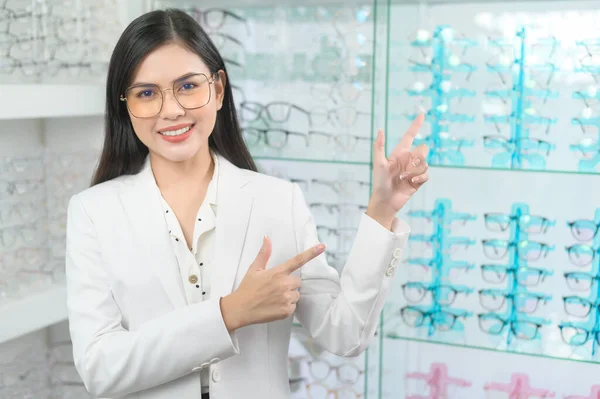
left=291, top=183, right=410, bottom=357
left=65, top=194, right=239, bottom=398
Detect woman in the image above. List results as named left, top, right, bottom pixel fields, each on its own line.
left=65, top=8, right=429, bottom=399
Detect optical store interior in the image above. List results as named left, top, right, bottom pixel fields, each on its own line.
left=3, top=0, right=600, bottom=398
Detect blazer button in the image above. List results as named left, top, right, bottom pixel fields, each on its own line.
left=385, top=267, right=396, bottom=277
left=212, top=368, right=221, bottom=382
left=390, top=257, right=399, bottom=267
left=393, top=248, right=402, bottom=258
left=210, top=358, right=220, bottom=364
left=189, top=275, right=198, bottom=284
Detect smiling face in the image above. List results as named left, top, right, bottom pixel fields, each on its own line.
left=124, top=42, right=226, bottom=164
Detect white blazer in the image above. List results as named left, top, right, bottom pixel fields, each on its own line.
left=65, top=154, right=410, bottom=399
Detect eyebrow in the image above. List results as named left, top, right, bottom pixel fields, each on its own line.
left=128, top=72, right=205, bottom=89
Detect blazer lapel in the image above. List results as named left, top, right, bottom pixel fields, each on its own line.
left=122, top=157, right=187, bottom=309
left=211, top=155, right=254, bottom=299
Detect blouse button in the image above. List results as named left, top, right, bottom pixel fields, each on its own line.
left=189, top=275, right=198, bottom=284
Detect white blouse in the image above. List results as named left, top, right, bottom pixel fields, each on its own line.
left=157, top=154, right=219, bottom=394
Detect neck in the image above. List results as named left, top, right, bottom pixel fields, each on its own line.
left=149, top=147, right=214, bottom=192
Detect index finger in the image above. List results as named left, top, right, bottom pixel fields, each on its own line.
left=273, top=244, right=325, bottom=274
left=395, top=113, right=425, bottom=154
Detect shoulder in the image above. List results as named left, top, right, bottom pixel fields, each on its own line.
left=69, top=173, right=135, bottom=215
left=247, top=169, right=294, bottom=196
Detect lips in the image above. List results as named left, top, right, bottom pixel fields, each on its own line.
left=157, top=124, right=195, bottom=143
left=157, top=123, right=194, bottom=136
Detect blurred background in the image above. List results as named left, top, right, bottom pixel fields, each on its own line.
left=1, top=0, right=600, bottom=398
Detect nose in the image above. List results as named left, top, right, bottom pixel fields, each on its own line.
left=159, top=89, right=185, bottom=120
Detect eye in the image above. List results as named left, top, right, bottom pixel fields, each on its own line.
left=137, top=90, right=155, bottom=98
left=181, top=83, right=196, bottom=90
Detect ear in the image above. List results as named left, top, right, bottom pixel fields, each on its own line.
left=214, top=69, right=227, bottom=111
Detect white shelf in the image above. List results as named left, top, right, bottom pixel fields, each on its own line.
left=0, top=283, right=67, bottom=345
left=0, top=85, right=105, bottom=120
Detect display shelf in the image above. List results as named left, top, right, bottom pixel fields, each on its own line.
left=151, top=0, right=374, bottom=8
left=253, top=156, right=371, bottom=166
left=0, top=283, right=67, bottom=345
left=431, top=164, right=599, bottom=176
left=384, top=334, right=600, bottom=366
left=0, top=85, right=105, bottom=120
left=390, top=0, right=563, bottom=3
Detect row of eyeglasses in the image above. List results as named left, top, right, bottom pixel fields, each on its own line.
left=0, top=338, right=91, bottom=399
left=1, top=0, right=120, bottom=83
left=0, top=149, right=98, bottom=301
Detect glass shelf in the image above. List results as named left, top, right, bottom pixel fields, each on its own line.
left=254, top=156, right=600, bottom=176
left=429, top=164, right=600, bottom=176
left=384, top=334, right=600, bottom=366
left=253, top=155, right=372, bottom=166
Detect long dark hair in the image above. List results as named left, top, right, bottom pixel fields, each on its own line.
left=92, top=8, right=256, bottom=186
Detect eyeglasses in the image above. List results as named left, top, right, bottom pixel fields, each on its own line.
left=571, top=117, right=600, bottom=136
left=402, top=282, right=472, bottom=306
left=482, top=239, right=553, bottom=262
left=0, top=247, right=50, bottom=271
left=482, top=135, right=554, bottom=156
left=309, top=202, right=367, bottom=215
left=566, top=244, right=600, bottom=267
left=401, top=305, right=471, bottom=331
left=571, top=138, right=600, bottom=160
left=481, top=264, right=552, bottom=287
left=0, top=201, right=44, bottom=225
left=407, top=257, right=475, bottom=273
left=310, top=178, right=369, bottom=196
left=310, top=80, right=364, bottom=104
left=0, top=223, right=45, bottom=251
left=241, top=127, right=308, bottom=149
left=307, top=131, right=371, bottom=152
left=568, top=219, right=600, bottom=242
left=240, top=101, right=310, bottom=124
left=310, top=106, right=370, bottom=128
left=305, top=382, right=362, bottom=399
left=120, top=72, right=218, bottom=118
left=478, top=313, right=545, bottom=340
left=412, top=133, right=474, bottom=164
left=559, top=322, right=600, bottom=347
left=478, top=288, right=549, bottom=314
left=317, top=226, right=358, bottom=242
left=185, top=7, right=250, bottom=34
left=484, top=213, right=554, bottom=234
left=0, top=154, right=44, bottom=176
left=563, top=296, right=600, bottom=318
left=564, top=271, right=600, bottom=292
left=410, top=234, right=475, bottom=255
left=0, top=178, right=43, bottom=200
left=306, top=358, right=363, bottom=385
left=407, top=208, right=476, bottom=227
left=208, top=31, right=245, bottom=53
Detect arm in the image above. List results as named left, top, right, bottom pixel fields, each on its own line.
left=66, top=194, right=239, bottom=398
left=291, top=184, right=410, bottom=357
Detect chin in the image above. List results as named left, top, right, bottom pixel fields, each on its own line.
left=154, top=140, right=207, bottom=163
left=157, top=147, right=202, bottom=163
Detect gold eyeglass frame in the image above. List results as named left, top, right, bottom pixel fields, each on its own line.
left=119, top=72, right=219, bottom=118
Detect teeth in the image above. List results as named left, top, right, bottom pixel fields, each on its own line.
left=160, top=126, right=191, bottom=136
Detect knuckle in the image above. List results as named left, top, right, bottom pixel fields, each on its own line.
left=284, top=291, right=295, bottom=302
left=287, top=304, right=296, bottom=315
left=295, top=253, right=306, bottom=266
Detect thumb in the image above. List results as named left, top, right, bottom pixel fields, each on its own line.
left=373, top=129, right=386, bottom=166
left=250, top=235, right=272, bottom=271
